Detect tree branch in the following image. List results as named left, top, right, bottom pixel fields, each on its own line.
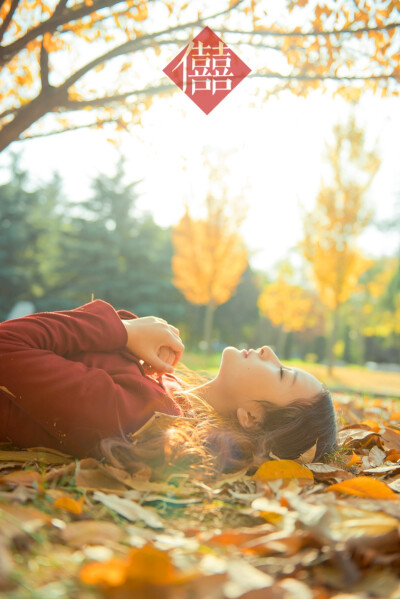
left=0, top=0, right=244, bottom=65
left=16, top=116, right=125, bottom=141
left=53, top=0, right=69, bottom=18
left=215, top=21, right=400, bottom=39
left=40, top=38, right=50, bottom=91
left=251, top=71, right=395, bottom=81
left=0, top=0, right=20, bottom=43
left=58, top=83, right=175, bottom=110
left=0, top=0, right=126, bottom=64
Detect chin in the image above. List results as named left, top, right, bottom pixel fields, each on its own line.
left=221, top=346, right=239, bottom=357
left=219, top=346, right=240, bottom=370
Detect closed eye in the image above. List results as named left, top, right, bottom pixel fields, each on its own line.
left=280, top=367, right=284, bottom=380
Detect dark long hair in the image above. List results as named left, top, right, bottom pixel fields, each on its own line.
left=100, top=370, right=337, bottom=481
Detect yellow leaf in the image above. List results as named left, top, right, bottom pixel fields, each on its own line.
left=80, top=544, right=198, bottom=588
left=252, top=459, right=314, bottom=483
left=345, top=451, right=361, bottom=468
left=81, top=557, right=128, bottom=586
left=360, top=420, right=381, bottom=432
left=54, top=495, right=84, bottom=514
left=328, top=476, right=397, bottom=500
left=133, top=1, right=148, bottom=21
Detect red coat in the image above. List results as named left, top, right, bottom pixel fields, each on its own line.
left=0, top=300, right=184, bottom=457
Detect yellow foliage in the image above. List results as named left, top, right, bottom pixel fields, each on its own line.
left=258, top=280, right=318, bottom=333
left=300, top=117, right=380, bottom=311
left=172, top=204, right=247, bottom=307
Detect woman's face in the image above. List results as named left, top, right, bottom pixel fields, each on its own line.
left=216, top=345, right=324, bottom=411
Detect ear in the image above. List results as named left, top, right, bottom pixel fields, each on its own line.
left=237, top=406, right=261, bottom=430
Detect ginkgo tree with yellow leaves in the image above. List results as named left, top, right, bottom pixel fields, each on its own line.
left=1, top=0, right=400, bottom=151
left=172, top=195, right=248, bottom=353
left=299, top=115, right=380, bottom=374
left=257, top=264, right=325, bottom=357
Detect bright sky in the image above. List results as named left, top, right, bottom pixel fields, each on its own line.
left=1, top=14, right=399, bottom=274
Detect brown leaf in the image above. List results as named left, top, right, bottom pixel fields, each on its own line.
left=306, top=463, right=353, bottom=482
left=0, top=504, right=50, bottom=542
left=75, top=458, right=127, bottom=491
left=381, top=427, right=400, bottom=451
left=0, top=469, right=42, bottom=488
left=0, top=448, right=72, bottom=465
left=60, top=520, right=124, bottom=548
left=337, top=428, right=382, bottom=450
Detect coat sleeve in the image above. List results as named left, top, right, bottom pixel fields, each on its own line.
left=0, top=300, right=180, bottom=457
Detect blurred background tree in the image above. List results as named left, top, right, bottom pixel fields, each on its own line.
left=172, top=196, right=248, bottom=353
left=299, top=115, right=381, bottom=374
left=258, top=263, right=325, bottom=358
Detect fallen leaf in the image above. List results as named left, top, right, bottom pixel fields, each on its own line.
left=345, top=452, right=361, bottom=468
left=366, top=446, right=386, bottom=467
left=326, top=505, right=400, bottom=544
left=381, top=427, right=400, bottom=451
left=327, top=476, right=397, bottom=500
left=75, top=458, right=127, bottom=491
left=60, top=520, right=124, bottom=548
left=93, top=491, right=164, bottom=528
left=0, top=448, right=71, bottom=465
left=0, top=469, right=42, bottom=488
left=253, top=460, right=313, bottom=484
left=359, top=420, right=381, bottom=432
left=296, top=443, right=317, bottom=464
left=385, top=449, right=400, bottom=462
left=80, top=543, right=199, bottom=589
left=0, top=504, right=50, bottom=541
left=53, top=495, right=84, bottom=514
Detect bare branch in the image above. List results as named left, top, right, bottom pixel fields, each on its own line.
left=0, top=0, right=20, bottom=43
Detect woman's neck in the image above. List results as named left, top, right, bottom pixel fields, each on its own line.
left=184, top=377, right=234, bottom=416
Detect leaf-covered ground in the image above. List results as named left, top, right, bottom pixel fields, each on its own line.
left=1, top=392, right=400, bottom=599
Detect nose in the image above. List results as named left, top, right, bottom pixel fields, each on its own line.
left=259, top=346, right=281, bottom=364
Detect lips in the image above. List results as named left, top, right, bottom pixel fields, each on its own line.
left=242, top=349, right=253, bottom=358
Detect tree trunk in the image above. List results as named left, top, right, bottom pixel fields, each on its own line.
left=203, top=300, right=216, bottom=355
left=327, top=306, right=341, bottom=376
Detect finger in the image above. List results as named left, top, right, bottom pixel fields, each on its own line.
left=150, top=355, right=174, bottom=374
left=158, top=346, right=174, bottom=365
left=167, top=332, right=185, bottom=352
left=168, top=337, right=184, bottom=363
left=169, top=325, right=180, bottom=336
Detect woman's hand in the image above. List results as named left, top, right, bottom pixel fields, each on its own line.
left=122, top=317, right=184, bottom=374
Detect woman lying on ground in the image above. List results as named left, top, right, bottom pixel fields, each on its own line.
left=0, top=299, right=336, bottom=480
